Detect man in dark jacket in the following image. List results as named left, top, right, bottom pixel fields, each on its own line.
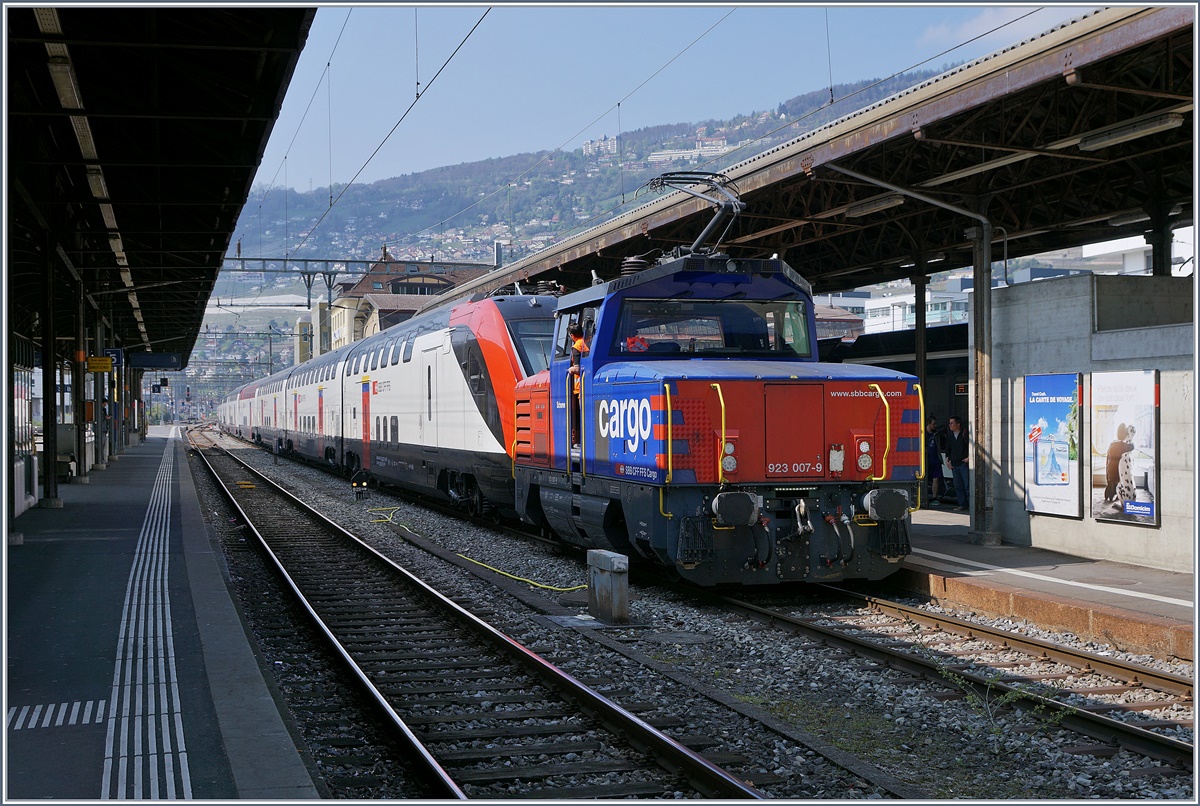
left=945, top=416, right=970, bottom=511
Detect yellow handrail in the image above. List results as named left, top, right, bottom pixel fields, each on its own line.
left=867, top=383, right=891, bottom=481
left=911, top=383, right=925, bottom=512
left=710, top=382, right=726, bottom=485
left=664, top=382, right=674, bottom=484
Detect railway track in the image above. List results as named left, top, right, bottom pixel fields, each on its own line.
left=192, top=437, right=767, bottom=799
left=718, top=587, right=1194, bottom=770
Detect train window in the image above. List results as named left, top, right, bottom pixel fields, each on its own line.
left=555, top=308, right=594, bottom=360
left=375, top=416, right=381, bottom=443
left=610, top=298, right=813, bottom=358
left=390, top=416, right=398, bottom=447
left=509, top=319, right=554, bottom=375
left=403, top=339, right=415, bottom=363
left=468, top=351, right=485, bottom=395
left=370, top=349, right=379, bottom=371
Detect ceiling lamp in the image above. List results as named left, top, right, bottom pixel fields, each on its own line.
left=845, top=194, right=906, bottom=218
left=46, top=56, right=82, bottom=109
left=86, top=167, right=109, bottom=199
left=1107, top=204, right=1182, bottom=226
left=1078, top=113, right=1183, bottom=152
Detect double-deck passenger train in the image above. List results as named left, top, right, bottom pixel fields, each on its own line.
left=220, top=177, right=925, bottom=586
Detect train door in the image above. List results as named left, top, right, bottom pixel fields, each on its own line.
left=553, top=306, right=598, bottom=470
left=420, top=342, right=439, bottom=450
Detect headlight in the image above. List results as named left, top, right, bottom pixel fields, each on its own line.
left=857, top=452, right=873, bottom=470
left=721, top=454, right=738, bottom=472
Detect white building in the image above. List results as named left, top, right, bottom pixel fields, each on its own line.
left=859, top=292, right=970, bottom=335
left=1082, top=225, right=1194, bottom=276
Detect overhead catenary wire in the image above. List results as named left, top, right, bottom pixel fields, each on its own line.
left=542, top=8, right=1050, bottom=249
left=287, top=8, right=491, bottom=259
left=394, top=7, right=737, bottom=248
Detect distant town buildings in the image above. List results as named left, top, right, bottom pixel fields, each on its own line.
left=582, top=134, right=619, bottom=158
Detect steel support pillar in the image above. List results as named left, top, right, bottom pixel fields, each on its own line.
left=73, top=279, right=89, bottom=483
left=969, top=222, right=999, bottom=546
left=39, top=232, right=60, bottom=507
left=92, top=317, right=107, bottom=469
left=912, top=261, right=928, bottom=389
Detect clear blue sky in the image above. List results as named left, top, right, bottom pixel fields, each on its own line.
left=254, top=4, right=1100, bottom=193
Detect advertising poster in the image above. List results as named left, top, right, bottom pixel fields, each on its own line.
left=1090, top=370, right=1159, bottom=526
left=1023, top=373, right=1082, bottom=517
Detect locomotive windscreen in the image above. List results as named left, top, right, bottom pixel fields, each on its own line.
left=611, top=298, right=812, bottom=358
left=509, top=318, right=555, bottom=375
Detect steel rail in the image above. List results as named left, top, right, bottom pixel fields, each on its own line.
left=825, top=585, right=1194, bottom=697
left=198, top=439, right=766, bottom=799
left=194, top=441, right=467, bottom=799
left=717, top=592, right=1193, bottom=770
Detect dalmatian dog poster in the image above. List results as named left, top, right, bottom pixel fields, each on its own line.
left=1090, top=370, right=1159, bottom=527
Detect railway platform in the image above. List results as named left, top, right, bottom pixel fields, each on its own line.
left=5, top=426, right=319, bottom=800
left=895, top=507, right=1194, bottom=662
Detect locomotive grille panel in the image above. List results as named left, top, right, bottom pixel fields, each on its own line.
left=671, top=398, right=716, bottom=479
left=677, top=516, right=714, bottom=566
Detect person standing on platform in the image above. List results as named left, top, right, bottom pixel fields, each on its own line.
left=946, top=415, right=970, bottom=512
left=924, top=415, right=946, bottom=506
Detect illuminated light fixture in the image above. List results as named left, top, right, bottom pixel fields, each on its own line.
left=70, top=116, right=97, bottom=159
left=47, top=56, right=83, bottom=108
left=845, top=194, right=905, bottom=218
left=87, top=167, right=109, bottom=199
left=99, top=203, right=117, bottom=229
left=1107, top=204, right=1182, bottom=227
left=1078, top=113, right=1183, bottom=152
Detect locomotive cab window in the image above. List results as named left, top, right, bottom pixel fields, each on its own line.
left=611, top=298, right=812, bottom=358
left=555, top=306, right=598, bottom=360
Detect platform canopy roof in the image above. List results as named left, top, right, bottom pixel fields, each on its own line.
left=430, top=7, right=1193, bottom=309
left=7, top=6, right=316, bottom=365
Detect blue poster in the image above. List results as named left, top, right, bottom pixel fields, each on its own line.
left=1023, top=373, right=1082, bottom=517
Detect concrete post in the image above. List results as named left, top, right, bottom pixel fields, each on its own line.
left=587, top=550, right=629, bottom=624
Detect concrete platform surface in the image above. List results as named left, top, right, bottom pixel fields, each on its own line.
left=897, top=506, right=1194, bottom=661
left=6, top=426, right=319, bottom=800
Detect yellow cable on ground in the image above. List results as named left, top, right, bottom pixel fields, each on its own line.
left=455, top=554, right=587, bottom=592
left=368, top=506, right=404, bottom=523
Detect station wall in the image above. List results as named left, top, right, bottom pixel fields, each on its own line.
left=986, top=273, right=1194, bottom=572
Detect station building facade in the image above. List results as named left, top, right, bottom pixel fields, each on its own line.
left=982, top=273, right=1193, bottom=573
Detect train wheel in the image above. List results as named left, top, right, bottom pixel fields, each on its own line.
left=467, top=488, right=485, bottom=518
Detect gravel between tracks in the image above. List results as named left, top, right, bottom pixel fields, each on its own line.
left=199, top=432, right=1194, bottom=800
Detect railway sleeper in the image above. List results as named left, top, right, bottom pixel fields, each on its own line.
left=403, top=708, right=581, bottom=725
left=452, top=758, right=646, bottom=783
left=436, top=740, right=607, bottom=762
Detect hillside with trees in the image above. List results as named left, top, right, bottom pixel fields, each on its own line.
left=229, top=67, right=951, bottom=287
